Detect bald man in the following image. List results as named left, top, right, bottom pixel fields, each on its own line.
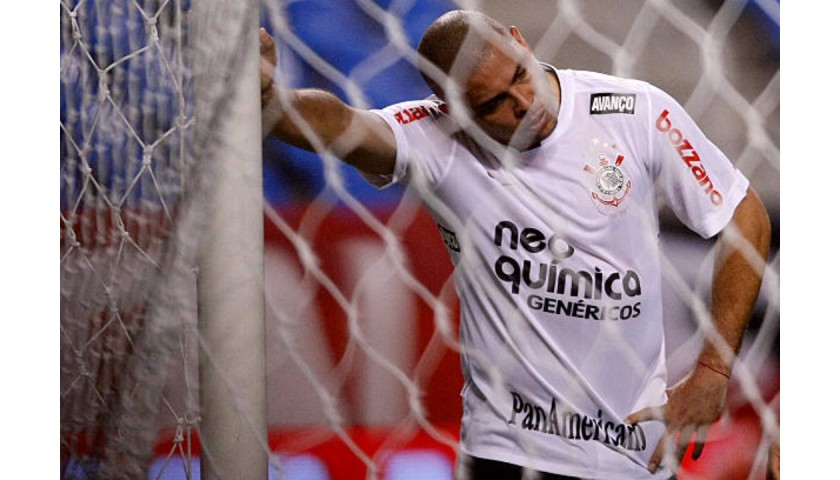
left=260, top=10, right=770, bottom=480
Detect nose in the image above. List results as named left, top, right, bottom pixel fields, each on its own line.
left=510, top=84, right=533, bottom=119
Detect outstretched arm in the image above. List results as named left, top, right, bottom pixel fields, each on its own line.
left=626, top=186, right=772, bottom=473
left=259, top=28, right=396, bottom=176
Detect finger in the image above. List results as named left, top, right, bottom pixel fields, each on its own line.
left=660, top=430, right=682, bottom=473
left=647, top=435, right=666, bottom=473
left=261, top=71, right=273, bottom=91
left=690, top=425, right=709, bottom=461
left=675, top=426, right=694, bottom=467
left=676, top=425, right=694, bottom=451
left=259, top=28, right=275, bottom=53
left=625, top=404, right=666, bottom=425
left=259, top=30, right=278, bottom=65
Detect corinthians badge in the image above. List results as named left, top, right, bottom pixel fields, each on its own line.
left=583, top=152, right=632, bottom=212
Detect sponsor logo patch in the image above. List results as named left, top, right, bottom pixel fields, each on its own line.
left=655, top=109, right=723, bottom=206
left=507, top=390, right=648, bottom=451
left=589, top=93, right=636, bottom=115
left=492, top=220, right=643, bottom=321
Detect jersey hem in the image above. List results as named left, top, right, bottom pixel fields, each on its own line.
left=459, top=445, right=674, bottom=480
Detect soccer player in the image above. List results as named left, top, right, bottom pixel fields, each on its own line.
left=260, top=9, right=771, bottom=480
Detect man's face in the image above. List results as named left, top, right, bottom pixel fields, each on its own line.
left=461, top=29, right=558, bottom=150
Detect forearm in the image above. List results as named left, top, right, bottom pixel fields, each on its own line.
left=699, top=187, right=772, bottom=374
left=628, top=188, right=771, bottom=470
left=261, top=85, right=396, bottom=175
left=262, top=87, right=352, bottom=152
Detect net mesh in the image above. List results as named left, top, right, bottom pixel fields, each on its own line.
left=60, top=0, right=779, bottom=478
left=60, top=0, right=193, bottom=475
left=60, top=0, right=259, bottom=477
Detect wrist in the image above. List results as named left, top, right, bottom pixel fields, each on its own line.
left=261, top=80, right=275, bottom=108
left=697, top=359, right=731, bottom=379
left=260, top=86, right=285, bottom=137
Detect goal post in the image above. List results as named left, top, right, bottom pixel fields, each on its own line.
left=192, top=0, right=268, bottom=477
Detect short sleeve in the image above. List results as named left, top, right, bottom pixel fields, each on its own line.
left=647, top=85, right=749, bottom=238
left=366, top=99, right=456, bottom=190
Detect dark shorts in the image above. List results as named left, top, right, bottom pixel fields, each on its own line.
left=463, top=456, right=677, bottom=480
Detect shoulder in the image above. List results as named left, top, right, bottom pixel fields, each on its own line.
left=558, top=68, right=654, bottom=94
left=369, top=97, right=462, bottom=188
left=372, top=96, right=462, bottom=156
left=373, top=97, right=451, bottom=129
left=548, top=68, right=696, bottom=131
left=553, top=68, right=672, bottom=112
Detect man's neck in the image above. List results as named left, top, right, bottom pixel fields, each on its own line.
left=544, top=66, right=561, bottom=113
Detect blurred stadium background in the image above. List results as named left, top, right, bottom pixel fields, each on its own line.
left=60, top=0, right=779, bottom=478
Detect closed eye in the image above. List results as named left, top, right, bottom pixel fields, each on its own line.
left=513, top=65, right=527, bottom=83
left=474, top=95, right=506, bottom=117
left=472, top=65, right=528, bottom=117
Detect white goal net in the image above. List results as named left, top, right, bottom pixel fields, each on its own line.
left=61, top=0, right=265, bottom=478
left=60, top=0, right=779, bottom=479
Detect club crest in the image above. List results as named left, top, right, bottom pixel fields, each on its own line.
left=583, top=152, right=632, bottom=212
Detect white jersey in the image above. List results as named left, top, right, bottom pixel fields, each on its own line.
left=368, top=66, right=748, bottom=479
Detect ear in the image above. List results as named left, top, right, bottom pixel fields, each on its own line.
left=509, top=26, right=532, bottom=52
